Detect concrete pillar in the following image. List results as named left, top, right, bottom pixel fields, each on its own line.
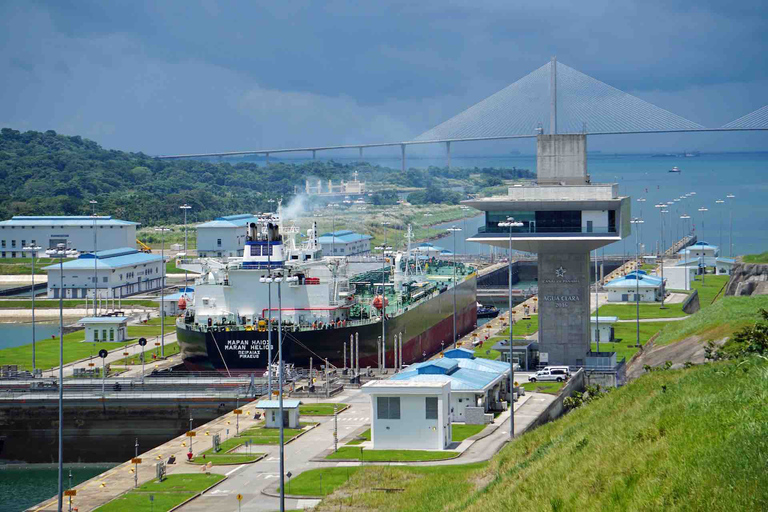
left=401, top=144, right=406, bottom=173
left=446, top=141, right=451, bottom=169
left=537, top=251, right=590, bottom=367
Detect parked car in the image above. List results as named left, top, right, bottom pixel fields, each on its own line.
left=529, top=368, right=569, bottom=383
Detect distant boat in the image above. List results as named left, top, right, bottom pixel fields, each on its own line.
left=477, top=303, right=500, bottom=318
left=669, top=166, right=681, bottom=173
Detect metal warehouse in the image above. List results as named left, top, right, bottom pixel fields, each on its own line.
left=0, top=215, right=139, bottom=258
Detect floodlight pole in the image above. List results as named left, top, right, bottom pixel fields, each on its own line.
left=447, top=226, right=462, bottom=348
left=180, top=204, right=191, bottom=291
left=90, top=200, right=98, bottom=316
left=155, top=227, right=170, bottom=358
left=631, top=219, right=644, bottom=347
left=499, top=217, right=522, bottom=439
left=24, top=244, right=41, bottom=372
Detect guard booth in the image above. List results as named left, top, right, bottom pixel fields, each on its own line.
left=79, top=316, right=128, bottom=342
left=256, top=399, right=302, bottom=429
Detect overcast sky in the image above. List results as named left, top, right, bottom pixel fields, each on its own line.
left=1, top=0, right=767, bottom=156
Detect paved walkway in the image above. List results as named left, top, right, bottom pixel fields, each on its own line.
left=177, top=389, right=554, bottom=512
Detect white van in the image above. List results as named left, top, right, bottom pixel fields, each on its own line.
left=542, top=366, right=571, bottom=376
left=529, top=368, right=569, bottom=383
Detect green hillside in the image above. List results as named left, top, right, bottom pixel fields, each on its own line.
left=310, top=357, right=768, bottom=511
left=0, top=128, right=533, bottom=227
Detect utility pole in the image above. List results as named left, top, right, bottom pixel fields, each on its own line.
left=90, top=200, right=98, bottom=316
left=180, top=204, right=192, bottom=292
left=499, top=217, right=522, bottom=440
left=24, top=244, right=41, bottom=373
left=447, top=226, right=462, bottom=347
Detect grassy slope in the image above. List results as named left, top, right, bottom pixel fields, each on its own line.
left=316, top=358, right=768, bottom=511
left=742, top=251, right=768, bottom=264
left=592, top=321, right=674, bottom=362
left=654, top=295, right=768, bottom=346
left=0, top=324, right=171, bottom=370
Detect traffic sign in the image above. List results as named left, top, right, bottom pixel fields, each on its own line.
left=132, top=457, right=142, bottom=464
left=236, top=494, right=243, bottom=501
left=98, top=349, right=108, bottom=358
left=64, top=490, right=77, bottom=497
left=138, top=337, right=147, bottom=347
left=186, top=431, right=196, bottom=437
left=233, top=409, right=243, bottom=415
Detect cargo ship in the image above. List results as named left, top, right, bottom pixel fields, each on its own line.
left=176, top=213, right=477, bottom=373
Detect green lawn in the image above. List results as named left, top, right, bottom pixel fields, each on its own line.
left=640, top=263, right=657, bottom=271
left=471, top=344, right=501, bottom=360
left=346, top=428, right=371, bottom=445
left=283, top=467, right=357, bottom=496
left=498, top=314, right=538, bottom=336
left=521, top=381, right=564, bottom=394
left=110, top=342, right=179, bottom=365
left=212, top=424, right=310, bottom=450
left=690, top=274, right=729, bottom=305
left=166, top=258, right=187, bottom=274
left=93, top=474, right=225, bottom=512
left=326, top=447, right=459, bottom=461
left=0, top=299, right=158, bottom=308
left=743, top=251, right=768, bottom=264
left=591, top=321, right=674, bottom=362
left=0, top=324, right=170, bottom=370
left=299, top=403, right=345, bottom=416
left=452, top=424, right=486, bottom=442
left=316, top=359, right=768, bottom=511
left=596, top=302, right=685, bottom=320
left=0, top=257, right=76, bottom=275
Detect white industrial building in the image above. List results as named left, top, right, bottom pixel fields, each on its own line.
left=0, top=216, right=139, bottom=259
left=317, top=230, right=372, bottom=256
left=604, top=272, right=665, bottom=303
left=257, top=399, right=302, bottom=429
left=679, top=241, right=719, bottom=258
left=663, top=265, right=698, bottom=291
left=196, top=214, right=261, bottom=258
left=362, top=380, right=452, bottom=450
left=43, top=247, right=164, bottom=299
left=79, top=316, right=128, bottom=342
left=391, top=351, right=510, bottom=423
left=675, top=256, right=736, bottom=276
left=590, top=316, right=617, bottom=343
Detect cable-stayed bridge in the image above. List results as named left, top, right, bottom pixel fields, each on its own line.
left=159, top=58, right=768, bottom=167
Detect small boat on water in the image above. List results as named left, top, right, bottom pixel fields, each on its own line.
left=477, top=303, right=500, bottom=318
left=669, top=166, right=681, bottom=173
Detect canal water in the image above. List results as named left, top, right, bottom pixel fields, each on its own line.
left=0, top=464, right=115, bottom=512
left=0, top=321, right=68, bottom=351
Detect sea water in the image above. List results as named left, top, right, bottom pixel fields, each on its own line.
left=314, top=152, right=768, bottom=257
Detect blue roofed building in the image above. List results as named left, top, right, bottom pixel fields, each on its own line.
left=0, top=215, right=139, bottom=259
left=390, top=352, right=511, bottom=422
left=196, top=214, right=261, bottom=258
left=604, top=272, right=665, bottom=303
left=678, top=241, right=719, bottom=258
left=317, top=230, right=372, bottom=256
left=42, top=247, right=163, bottom=299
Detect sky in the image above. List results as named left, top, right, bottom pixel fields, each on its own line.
left=1, top=0, right=767, bottom=156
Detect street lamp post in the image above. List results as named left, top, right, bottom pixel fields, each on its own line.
left=23, top=244, right=42, bottom=373
left=376, top=222, right=391, bottom=368
left=155, top=227, right=171, bottom=358
left=498, top=217, right=522, bottom=440
left=46, top=242, right=78, bottom=512
left=90, top=200, right=98, bottom=316
left=180, top=204, right=192, bottom=291
left=630, top=219, right=644, bottom=347
left=715, top=199, right=725, bottom=253
left=726, top=194, right=735, bottom=256
left=655, top=204, right=668, bottom=309
left=447, top=226, right=462, bottom=348
left=698, top=207, right=709, bottom=283
left=680, top=214, right=691, bottom=289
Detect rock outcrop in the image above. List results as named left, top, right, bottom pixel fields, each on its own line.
left=725, top=263, right=768, bottom=296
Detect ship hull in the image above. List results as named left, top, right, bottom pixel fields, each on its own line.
left=176, top=276, right=477, bottom=372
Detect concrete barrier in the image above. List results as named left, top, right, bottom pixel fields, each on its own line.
left=520, top=369, right=585, bottom=434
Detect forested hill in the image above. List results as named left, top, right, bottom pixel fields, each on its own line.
left=0, top=128, right=534, bottom=226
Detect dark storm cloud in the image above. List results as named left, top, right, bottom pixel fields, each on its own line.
left=2, top=0, right=767, bottom=154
